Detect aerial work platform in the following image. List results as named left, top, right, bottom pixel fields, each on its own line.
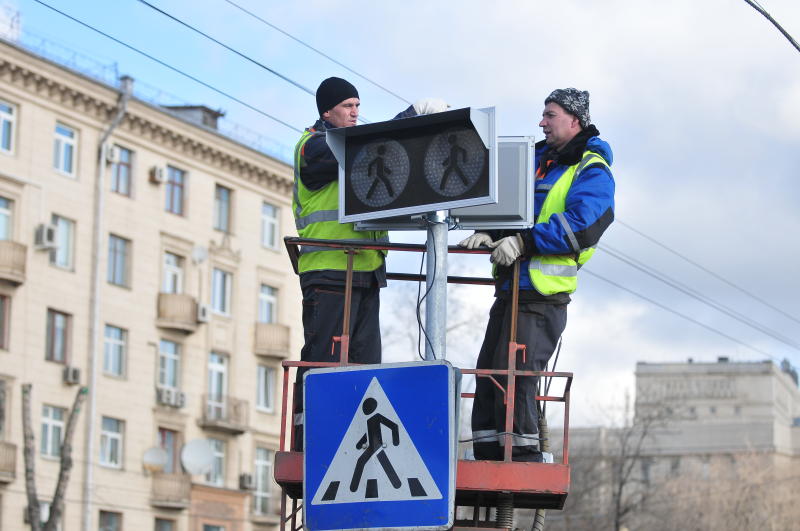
left=275, top=238, right=573, bottom=530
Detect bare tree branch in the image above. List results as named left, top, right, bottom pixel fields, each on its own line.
left=21, top=383, right=41, bottom=530
left=742, top=0, right=800, bottom=54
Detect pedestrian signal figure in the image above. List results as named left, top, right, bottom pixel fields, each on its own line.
left=350, top=397, right=401, bottom=492
left=440, top=134, right=468, bottom=190
left=366, top=144, right=394, bottom=199
left=291, top=77, right=450, bottom=450
left=459, top=88, right=615, bottom=462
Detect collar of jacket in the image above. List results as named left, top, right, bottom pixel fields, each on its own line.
left=309, top=118, right=336, bottom=133
left=536, top=124, right=601, bottom=167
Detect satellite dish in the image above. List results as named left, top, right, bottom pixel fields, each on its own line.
left=191, top=246, right=208, bottom=264
left=142, top=447, right=168, bottom=473
left=181, top=439, right=214, bottom=475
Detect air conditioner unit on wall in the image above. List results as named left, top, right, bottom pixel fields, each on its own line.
left=196, top=303, right=210, bottom=323
left=34, top=223, right=58, bottom=251
left=149, top=166, right=166, bottom=184
left=63, top=366, right=80, bottom=385
left=239, top=473, right=255, bottom=490
left=156, top=387, right=186, bottom=408
left=106, top=145, right=120, bottom=164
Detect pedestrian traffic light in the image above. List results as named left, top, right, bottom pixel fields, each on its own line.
left=326, top=107, right=497, bottom=222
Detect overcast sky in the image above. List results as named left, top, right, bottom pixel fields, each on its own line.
left=5, top=0, right=800, bottom=425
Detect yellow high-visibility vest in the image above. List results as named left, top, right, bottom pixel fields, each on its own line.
left=292, top=129, right=388, bottom=274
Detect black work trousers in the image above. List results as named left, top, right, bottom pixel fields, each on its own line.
left=292, top=284, right=382, bottom=450
left=471, top=298, right=567, bottom=461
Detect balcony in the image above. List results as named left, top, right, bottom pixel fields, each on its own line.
left=199, top=395, right=248, bottom=435
left=156, top=293, right=198, bottom=333
left=0, top=441, right=16, bottom=483
left=151, top=473, right=191, bottom=509
left=0, top=240, right=26, bottom=285
left=254, top=323, right=290, bottom=358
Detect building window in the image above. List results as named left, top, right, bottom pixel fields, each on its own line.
left=0, top=294, right=9, bottom=350
left=214, top=184, right=232, bottom=233
left=0, top=100, right=15, bottom=154
left=0, top=196, right=12, bottom=240
left=46, top=309, right=71, bottom=363
left=258, top=284, right=277, bottom=324
left=256, top=365, right=275, bottom=413
left=155, top=518, right=175, bottom=531
left=41, top=405, right=65, bottom=457
left=110, top=145, right=133, bottom=196
left=261, top=202, right=279, bottom=249
left=103, top=325, right=127, bottom=377
left=99, top=510, right=122, bottom=531
left=99, top=416, right=124, bottom=468
left=203, top=526, right=224, bottom=531
left=107, top=234, right=131, bottom=287
left=157, top=427, right=179, bottom=474
left=205, top=438, right=225, bottom=487
left=211, top=268, right=232, bottom=315
left=254, top=447, right=275, bottom=515
left=158, top=340, right=180, bottom=390
left=50, top=215, right=75, bottom=269
left=53, top=123, right=76, bottom=176
left=0, top=379, right=8, bottom=440
left=162, top=252, right=184, bottom=294
left=207, top=352, right=228, bottom=420
left=165, top=166, right=185, bottom=215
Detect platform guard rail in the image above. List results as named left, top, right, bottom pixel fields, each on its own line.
left=275, top=237, right=573, bottom=530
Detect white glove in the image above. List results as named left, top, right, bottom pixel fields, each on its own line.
left=489, top=235, right=524, bottom=266
left=413, top=97, right=450, bottom=115
left=458, top=232, right=493, bottom=249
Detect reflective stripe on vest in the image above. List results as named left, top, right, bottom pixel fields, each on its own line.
left=293, top=128, right=388, bottom=274
left=527, top=150, right=609, bottom=295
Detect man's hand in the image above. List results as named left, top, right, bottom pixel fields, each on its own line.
left=489, top=234, right=524, bottom=266
left=413, top=97, right=449, bottom=115
left=458, top=232, right=493, bottom=249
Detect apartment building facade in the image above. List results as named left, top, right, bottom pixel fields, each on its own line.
left=0, top=37, right=300, bottom=531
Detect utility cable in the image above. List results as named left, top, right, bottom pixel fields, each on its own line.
left=32, top=0, right=302, bottom=133
left=134, top=0, right=372, bottom=124
left=742, top=0, right=800, bottom=54
left=600, top=243, right=800, bottom=352
left=582, top=269, right=776, bottom=359
left=219, top=0, right=412, bottom=105
left=616, top=219, right=800, bottom=325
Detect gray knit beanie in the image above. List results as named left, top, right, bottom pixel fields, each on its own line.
left=545, top=88, right=590, bottom=128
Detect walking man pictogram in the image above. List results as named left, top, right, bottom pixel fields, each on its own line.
left=366, top=145, right=395, bottom=199
left=440, top=134, right=468, bottom=190
left=350, top=397, right=402, bottom=493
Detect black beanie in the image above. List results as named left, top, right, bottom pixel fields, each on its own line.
left=316, top=77, right=359, bottom=116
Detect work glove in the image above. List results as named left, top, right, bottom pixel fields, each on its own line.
left=489, top=234, right=524, bottom=266
left=413, top=97, right=450, bottom=115
left=458, top=232, right=493, bottom=249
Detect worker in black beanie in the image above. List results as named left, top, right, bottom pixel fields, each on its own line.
left=290, top=77, right=448, bottom=450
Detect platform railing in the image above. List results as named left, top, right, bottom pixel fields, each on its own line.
left=276, top=237, right=574, bottom=529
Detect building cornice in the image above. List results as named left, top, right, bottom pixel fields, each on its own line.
left=0, top=47, right=293, bottom=196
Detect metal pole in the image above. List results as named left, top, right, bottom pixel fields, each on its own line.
left=424, top=210, right=448, bottom=360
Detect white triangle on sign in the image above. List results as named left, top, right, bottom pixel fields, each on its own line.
left=311, top=377, right=443, bottom=505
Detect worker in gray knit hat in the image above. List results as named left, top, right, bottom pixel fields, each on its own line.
left=463, top=87, right=615, bottom=462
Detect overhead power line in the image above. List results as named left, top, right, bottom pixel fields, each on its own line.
left=583, top=269, right=776, bottom=360
left=32, top=0, right=302, bottom=133
left=742, top=0, right=800, bottom=54
left=616, top=219, right=800, bottom=326
left=135, top=0, right=372, bottom=124
left=220, top=0, right=412, bottom=105
left=600, top=243, right=800, bottom=352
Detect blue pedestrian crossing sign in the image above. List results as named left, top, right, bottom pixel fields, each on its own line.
left=303, top=361, right=457, bottom=531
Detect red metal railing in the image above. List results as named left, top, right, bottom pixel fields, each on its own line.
left=276, top=237, right=573, bottom=529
